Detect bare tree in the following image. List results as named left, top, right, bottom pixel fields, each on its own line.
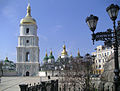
left=0, top=61, right=3, bottom=76
left=59, top=54, right=93, bottom=91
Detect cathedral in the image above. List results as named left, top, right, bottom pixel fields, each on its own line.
left=16, top=4, right=40, bottom=76
left=16, top=3, right=86, bottom=77
left=40, top=44, right=83, bottom=76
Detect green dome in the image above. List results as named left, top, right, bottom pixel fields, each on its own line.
left=49, top=50, right=54, bottom=59
left=43, top=52, right=49, bottom=61
left=49, top=55, right=54, bottom=59
left=4, top=57, right=9, bottom=62
left=44, top=56, right=49, bottom=61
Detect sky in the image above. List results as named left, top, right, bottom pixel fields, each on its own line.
left=0, top=0, right=119, bottom=63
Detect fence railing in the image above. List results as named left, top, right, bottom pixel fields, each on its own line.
left=19, top=80, right=118, bottom=91
left=19, top=79, right=58, bottom=91
left=58, top=83, right=115, bottom=91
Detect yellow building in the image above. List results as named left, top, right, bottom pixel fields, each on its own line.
left=92, top=45, right=113, bottom=75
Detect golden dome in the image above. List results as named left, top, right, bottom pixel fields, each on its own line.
left=20, top=4, right=36, bottom=25
left=70, top=54, right=73, bottom=58
left=45, top=51, right=48, bottom=57
left=61, top=45, right=68, bottom=56
left=77, top=49, right=80, bottom=57
left=50, top=50, right=52, bottom=55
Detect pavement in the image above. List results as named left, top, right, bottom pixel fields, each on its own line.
left=0, top=76, right=58, bottom=91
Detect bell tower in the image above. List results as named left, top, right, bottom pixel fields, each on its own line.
left=16, top=3, right=40, bottom=76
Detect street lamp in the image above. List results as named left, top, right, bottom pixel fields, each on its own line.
left=86, top=15, right=98, bottom=44
left=86, top=4, right=120, bottom=91
left=106, top=4, right=119, bottom=21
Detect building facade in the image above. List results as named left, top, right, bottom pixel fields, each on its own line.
left=40, top=45, right=85, bottom=76
left=2, top=57, right=16, bottom=70
left=92, top=45, right=113, bottom=75
left=16, top=4, right=40, bottom=76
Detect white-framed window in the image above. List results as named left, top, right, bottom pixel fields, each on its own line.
left=26, top=40, right=29, bottom=43
left=26, top=28, right=29, bottom=34
left=99, top=65, right=101, bottom=68
left=26, top=52, right=30, bottom=62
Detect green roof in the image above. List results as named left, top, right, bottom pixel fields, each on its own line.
left=4, top=57, right=9, bottom=62
left=49, top=51, right=54, bottom=59
left=4, top=59, right=9, bottom=62
left=43, top=56, right=49, bottom=61
left=49, top=55, right=54, bottom=59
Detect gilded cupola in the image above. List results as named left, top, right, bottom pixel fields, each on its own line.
left=77, top=49, right=80, bottom=57
left=20, top=3, right=36, bottom=25
left=70, top=54, right=73, bottom=58
left=61, top=45, right=68, bottom=56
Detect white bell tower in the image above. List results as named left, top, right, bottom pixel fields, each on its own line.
left=16, top=3, right=40, bottom=76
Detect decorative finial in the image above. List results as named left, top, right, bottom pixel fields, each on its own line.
left=61, top=43, right=68, bottom=56
left=70, top=52, right=73, bottom=58
left=63, top=45, right=66, bottom=49
left=45, top=49, right=48, bottom=56
left=6, top=57, right=8, bottom=60
left=26, top=1, right=31, bottom=17
left=50, top=48, right=52, bottom=55
left=78, top=48, right=80, bottom=57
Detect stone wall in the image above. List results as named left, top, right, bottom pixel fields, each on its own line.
left=1, top=70, right=17, bottom=76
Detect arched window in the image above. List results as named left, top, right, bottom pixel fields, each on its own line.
left=26, top=52, right=30, bottom=62
left=26, top=28, right=29, bottom=34
left=26, top=40, right=29, bottom=43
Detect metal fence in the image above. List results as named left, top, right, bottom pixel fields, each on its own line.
left=19, top=80, right=58, bottom=91
left=19, top=80, right=119, bottom=91
left=58, top=83, right=115, bottom=91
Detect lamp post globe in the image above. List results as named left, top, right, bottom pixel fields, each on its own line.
left=106, top=4, right=119, bottom=21
left=86, top=14, right=98, bottom=33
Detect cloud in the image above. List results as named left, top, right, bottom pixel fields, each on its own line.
left=39, top=34, right=48, bottom=41
left=51, top=25, right=63, bottom=32
left=1, top=4, right=18, bottom=23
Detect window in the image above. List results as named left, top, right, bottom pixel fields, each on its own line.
left=26, top=52, right=30, bottom=62
left=99, top=71, right=101, bottom=74
left=96, top=65, right=97, bottom=68
left=107, top=52, right=109, bottom=55
left=102, top=53, right=104, bottom=57
left=98, top=54, right=101, bottom=58
left=96, top=71, right=98, bottom=74
left=26, top=28, right=29, bottom=34
left=105, top=53, right=106, bottom=56
left=26, top=40, right=29, bottom=43
left=103, top=59, right=104, bottom=63
left=99, top=59, right=101, bottom=63
left=99, top=65, right=101, bottom=68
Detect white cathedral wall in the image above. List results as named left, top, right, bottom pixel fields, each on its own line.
left=17, top=47, right=39, bottom=62
left=18, top=36, right=38, bottom=47
left=17, top=24, right=40, bottom=76
left=48, top=59, right=55, bottom=63
left=16, top=63, right=39, bottom=76
left=20, top=24, right=37, bottom=36
left=61, top=55, right=68, bottom=58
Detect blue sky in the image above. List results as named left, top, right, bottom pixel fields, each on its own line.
left=0, top=0, right=119, bottom=63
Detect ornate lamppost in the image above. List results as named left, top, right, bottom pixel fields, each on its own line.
left=86, top=4, right=120, bottom=91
